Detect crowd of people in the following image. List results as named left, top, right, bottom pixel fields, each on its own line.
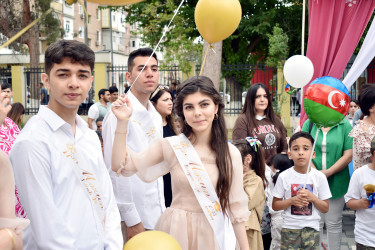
left=0, top=39, right=375, bottom=250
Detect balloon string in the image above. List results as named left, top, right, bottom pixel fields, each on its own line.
left=303, top=127, right=320, bottom=189
left=0, top=8, right=52, bottom=50
left=126, top=0, right=185, bottom=96
left=199, top=44, right=212, bottom=76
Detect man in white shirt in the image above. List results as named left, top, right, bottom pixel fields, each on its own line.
left=103, top=48, right=165, bottom=241
left=10, top=40, right=122, bottom=249
left=88, top=88, right=111, bottom=131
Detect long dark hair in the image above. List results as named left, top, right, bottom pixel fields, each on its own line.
left=232, top=138, right=267, bottom=188
left=7, top=102, right=25, bottom=129
left=150, top=85, right=177, bottom=134
left=174, top=76, right=232, bottom=214
left=242, top=83, right=284, bottom=134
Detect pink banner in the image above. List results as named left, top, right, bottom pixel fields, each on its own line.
left=300, top=0, right=375, bottom=126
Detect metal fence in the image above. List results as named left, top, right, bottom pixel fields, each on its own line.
left=0, top=62, right=373, bottom=115
left=106, top=65, right=183, bottom=94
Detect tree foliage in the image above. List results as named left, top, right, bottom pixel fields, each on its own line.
left=122, top=0, right=305, bottom=77
left=266, top=25, right=289, bottom=68
left=0, top=0, right=63, bottom=67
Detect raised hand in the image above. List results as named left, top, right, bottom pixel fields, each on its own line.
left=111, top=94, right=133, bottom=122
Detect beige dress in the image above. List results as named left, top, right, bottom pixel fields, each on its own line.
left=243, top=170, right=265, bottom=250
left=120, top=137, right=250, bottom=250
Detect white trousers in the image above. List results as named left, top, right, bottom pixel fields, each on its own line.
left=319, top=197, right=345, bottom=250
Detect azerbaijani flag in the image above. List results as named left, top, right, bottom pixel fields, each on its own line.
left=303, top=76, right=350, bottom=127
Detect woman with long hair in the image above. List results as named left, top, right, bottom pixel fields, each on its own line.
left=150, top=85, right=178, bottom=207
left=233, top=83, right=288, bottom=165
left=111, top=76, right=250, bottom=249
left=7, top=103, right=25, bottom=130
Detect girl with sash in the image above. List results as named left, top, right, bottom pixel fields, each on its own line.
left=111, top=76, right=250, bottom=250
left=233, top=138, right=267, bottom=250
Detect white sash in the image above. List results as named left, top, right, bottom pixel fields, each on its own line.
left=167, top=134, right=236, bottom=250
left=62, top=143, right=106, bottom=235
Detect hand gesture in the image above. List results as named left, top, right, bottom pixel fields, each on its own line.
left=291, top=193, right=309, bottom=207
left=111, top=94, right=133, bottom=122
left=298, top=188, right=316, bottom=203
left=360, top=197, right=370, bottom=209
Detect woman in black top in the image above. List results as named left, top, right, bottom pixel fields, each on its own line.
left=150, top=85, right=178, bottom=207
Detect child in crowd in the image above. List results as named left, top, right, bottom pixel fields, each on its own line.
left=233, top=137, right=267, bottom=250
left=268, top=154, right=294, bottom=250
left=345, top=136, right=375, bottom=249
left=273, top=132, right=331, bottom=250
left=96, top=116, right=103, bottom=132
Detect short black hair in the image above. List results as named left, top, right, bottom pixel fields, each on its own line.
left=289, top=131, right=314, bottom=149
left=44, top=40, right=95, bottom=75
left=98, top=88, right=109, bottom=99
left=109, top=86, right=118, bottom=94
left=127, top=48, right=158, bottom=72
left=358, top=84, right=375, bottom=116
left=1, top=83, right=12, bottom=90
left=96, top=116, right=104, bottom=123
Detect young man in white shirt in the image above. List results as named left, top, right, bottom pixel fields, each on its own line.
left=102, top=48, right=165, bottom=241
left=10, top=40, right=122, bottom=249
left=345, top=136, right=375, bottom=249
left=273, top=132, right=331, bottom=249
left=88, top=88, right=111, bottom=131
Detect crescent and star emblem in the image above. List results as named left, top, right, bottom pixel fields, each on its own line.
left=328, top=90, right=346, bottom=109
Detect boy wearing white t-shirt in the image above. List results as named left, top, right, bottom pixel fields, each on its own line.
left=273, top=132, right=331, bottom=249
left=345, top=136, right=375, bottom=250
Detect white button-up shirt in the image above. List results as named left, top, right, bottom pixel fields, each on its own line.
left=103, top=90, right=165, bottom=229
left=10, top=106, right=122, bottom=250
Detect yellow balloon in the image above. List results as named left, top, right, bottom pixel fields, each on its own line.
left=123, top=231, right=182, bottom=250
left=195, top=0, right=242, bottom=44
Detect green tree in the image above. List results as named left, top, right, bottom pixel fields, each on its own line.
left=0, top=0, right=63, bottom=68
left=122, top=0, right=305, bottom=100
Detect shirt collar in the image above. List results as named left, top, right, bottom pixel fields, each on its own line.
left=256, top=115, right=267, bottom=120
left=128, top=90, right=157, bottom=113
left=38, top=105, right=88, bottom=133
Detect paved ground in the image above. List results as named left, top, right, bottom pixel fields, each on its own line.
left=321, top=209, right=356, bottom=250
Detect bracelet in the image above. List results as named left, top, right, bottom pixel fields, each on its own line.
left=3, top=228, right=15, bottom=250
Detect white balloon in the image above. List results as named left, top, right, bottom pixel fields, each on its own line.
left=283, top=55, right=314, bottom=88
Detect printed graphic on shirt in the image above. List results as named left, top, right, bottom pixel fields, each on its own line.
left=291, top=184, right=313, bottom=216
left=252, top=124, right=279, bottom=150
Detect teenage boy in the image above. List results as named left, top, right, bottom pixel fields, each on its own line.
left=272, top=132, right=331, bottom=250
left=1, top=83, right=13, bottom=104
left=102, top=48, right=164, bottom=241
left=88, top=88, right=111, bottom=130
left=10, top=40, right=122, bottom=249
left=109, top=86, right=119, bottom=103
left=345, top=136, right=375, bottom=249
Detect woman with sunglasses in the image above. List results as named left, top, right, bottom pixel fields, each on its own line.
left=150, top=85, right=179, bottom=207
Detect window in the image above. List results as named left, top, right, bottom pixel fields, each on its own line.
left=88, top=39, right=91, bottom=47
left=96, top=9, right=100, bottom=20
left=131, top=23, right=137, bottom=30
left=78, top=5, right=82, bottom=14
left=112, top=13, right=116, bottom=22
left=65, top=20, right=70, bottom=32
left=78, top=26, right=83, bottom=38
left=88, top=15, right=91, bottom=24
left=132, top=40, right=135, bottom=47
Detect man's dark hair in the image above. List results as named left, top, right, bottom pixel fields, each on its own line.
left=1, top=83, right=12, bottom=90
left=96, top=116, right=104, bottom=123
left=98, top=88, right=109, bottom=99
left=127, top=48, right=158, bottom=72
left=289, top=131, right=314, bottom=149
left=358, top=84, right=375, bottom=116
left=109, top=86, right=118, bottom=94
left=44, top=40, right=95, bottom=75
